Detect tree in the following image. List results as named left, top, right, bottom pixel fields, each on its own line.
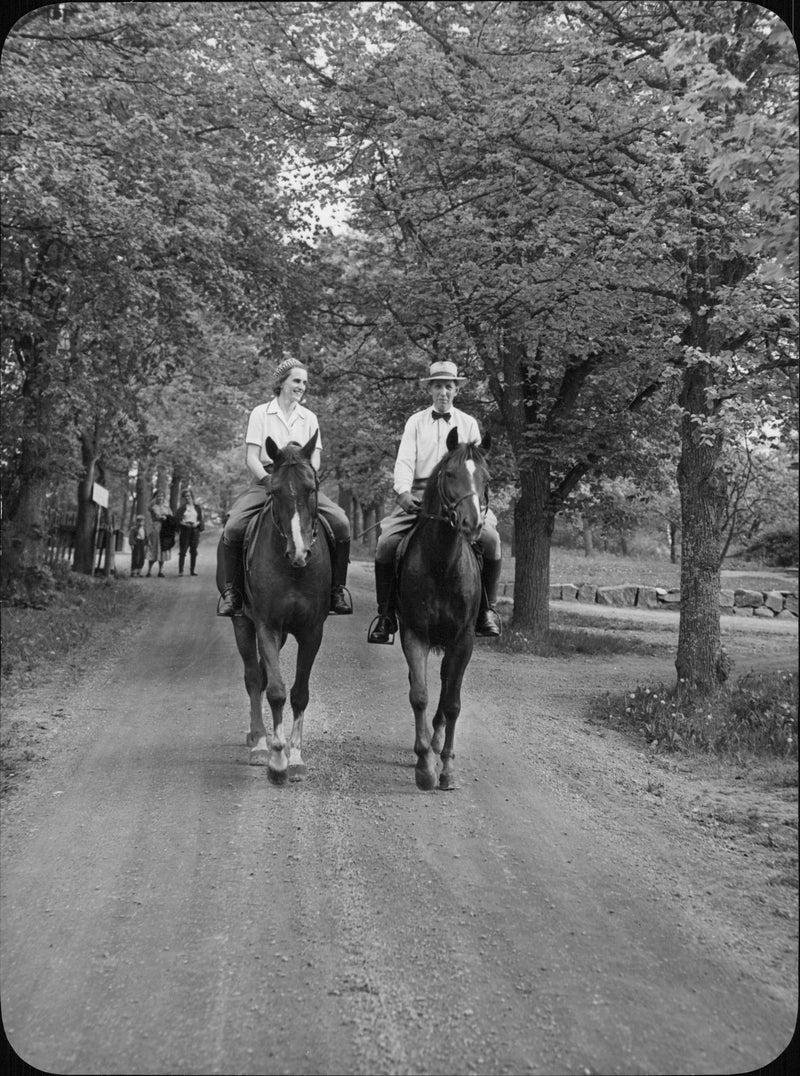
left=1, top=2, right=319, bottom=580
left=265, top=1, right=796, bottom=687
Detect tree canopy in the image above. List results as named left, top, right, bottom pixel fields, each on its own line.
left=2, top=1, right=797, bottom=691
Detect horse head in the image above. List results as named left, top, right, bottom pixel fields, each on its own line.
left=423, top=427, right=491, bottom=543
left=265, top=431, right=319, bottom=568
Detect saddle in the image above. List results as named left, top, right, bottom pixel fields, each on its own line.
left=394, top=520, right=483, bottom=582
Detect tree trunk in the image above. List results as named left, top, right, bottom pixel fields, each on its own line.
left=510, top=462, right=554, bottom=641
left=0, top=346, right=51, bottom=586
left=73, top=440, right=101, bottom=575
left=169, top=469, right=183, bottom=514
left=1, top=438, right=48, bottom=586
left=134, top=466, right=149, bottom=518
left=669, top=521, right=679, bottom=564
left=675, top=364, right=729, bottom=693
left=581, top=516, right=594, bottom=557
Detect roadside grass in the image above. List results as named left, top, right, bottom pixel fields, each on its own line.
left=1, top=572, right=151, bottom=703
left=541, top=548, right=796, bottom=594
left=354, top=544, right=796, bottom=594
left=496, top=621, right=668, bottom=658
left=589, top=670, right=798, bottom=766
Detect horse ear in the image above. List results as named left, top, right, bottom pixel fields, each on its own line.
left=446, top=427, right=460, bottom=452
left=480, top=431, right=492, bottom=454
left=265, top=437, right=279, bottom=461
left=300, top=430, right=319, bottom=459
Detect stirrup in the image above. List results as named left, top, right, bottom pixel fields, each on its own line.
left=367, top=614, right=396, bottom=644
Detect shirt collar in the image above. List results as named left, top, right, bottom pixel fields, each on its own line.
left=267, top=398, right=304, bottom=420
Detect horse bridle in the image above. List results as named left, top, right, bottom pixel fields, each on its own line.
left=423, top=468, right=489, bottom=531
left=269, top=466, right=320, bottom=547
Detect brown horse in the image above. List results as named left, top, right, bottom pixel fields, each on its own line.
left=225, top=432, right=331, bottom=783
left=396, top=427, right=491, bottom=791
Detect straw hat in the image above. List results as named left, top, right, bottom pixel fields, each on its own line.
left=420, top=360, right=466, bottom=382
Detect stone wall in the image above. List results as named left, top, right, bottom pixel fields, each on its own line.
left=497, top=581, right=798, bottom=619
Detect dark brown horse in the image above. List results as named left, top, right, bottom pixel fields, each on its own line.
left=225, top=432, right=331, bottom=783
left=397, top=427, right=491, bottom=791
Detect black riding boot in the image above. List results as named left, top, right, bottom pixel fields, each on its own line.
left=367, top=561, right=398, bottom=644
left=476, top=558, right=502, bottom=637
left=216, top=541, right=244, bottom=617
left=330, top=539, right=353, bottom=614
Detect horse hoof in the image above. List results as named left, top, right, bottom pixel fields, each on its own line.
left=438, top=773, right=456, bottom=791
left=288, top=763, right=307, bottom=782
left=267, top=766, right=288, bottom=786
left=249, top=747, right=269, bottom=766
left=415, top=767, right=437, bottom=792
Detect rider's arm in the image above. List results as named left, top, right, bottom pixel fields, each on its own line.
left=394, top=415, right=422, bottom=512
left=245, top=442, right=269, bottom=483
left=393, top=415, right=418, bottom=497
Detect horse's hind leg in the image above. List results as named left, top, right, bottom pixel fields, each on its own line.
left=232, top=618, right=268, bottom=765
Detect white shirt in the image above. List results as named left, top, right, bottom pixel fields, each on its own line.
left=245, top=399, right=322, bottom=471
left=393, top=406, right=482, bottom=495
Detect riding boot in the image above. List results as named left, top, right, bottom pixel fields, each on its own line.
left=329, top=539, right=353, bottom=614
left=476, top=558, right=502, bottom=637
left=367, top=561, right=398, bottom=644
left=178, top=554, right=185, bottom=575
left=216, top=541, right=244, bottom=617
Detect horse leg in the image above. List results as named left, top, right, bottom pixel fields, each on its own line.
left=436, top=640, right=473, bottom=791
left=401, top=635, right=437, bottom=791
left=431, top=696, right=446, bottom=756
left=232, top=617, right=269, bottom=765
left=286, top=626, right=324, bottom=782
left=254, top=624, right=289, bottom=784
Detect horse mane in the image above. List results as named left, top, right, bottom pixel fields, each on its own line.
left=420, top=442, right=489, bottom=514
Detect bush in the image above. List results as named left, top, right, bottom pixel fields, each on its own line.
left=592, top=669, right=798, bottom=760
left=0, top=565, right=58, bottom=608
left=735, top=528, right=799, bottom=568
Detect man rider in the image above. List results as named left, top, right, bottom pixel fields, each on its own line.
left=367, top=360, right=502, bottom=644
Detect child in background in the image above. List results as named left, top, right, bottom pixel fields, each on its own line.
left=129, top=514, right=147, bottom=577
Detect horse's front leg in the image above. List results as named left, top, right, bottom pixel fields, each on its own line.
left=232, top=617, right=269, bottom=766
left=286, top=626, right=324, bottom=782
left=255, top=624, right=289, bottom=784
left=401, top=633, right=437, bottom=791
left=436, top=638, right=473, bottom=791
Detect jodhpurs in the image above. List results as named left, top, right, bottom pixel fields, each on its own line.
left=375, top=505, right=501, bottom=565
left=222, top=484, right=349, bottom=548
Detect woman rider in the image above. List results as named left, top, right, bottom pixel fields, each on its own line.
left=216, top=359, right=353, bottom=617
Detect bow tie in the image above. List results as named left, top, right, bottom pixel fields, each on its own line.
left=432, top=411, right=451, bottom=422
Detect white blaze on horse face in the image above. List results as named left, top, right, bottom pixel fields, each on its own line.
left=287, top=479, right=309, bottom=565
left=464, top=460, right=483, bottom=537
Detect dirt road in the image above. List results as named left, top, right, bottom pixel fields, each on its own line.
left=1, top=561, right=797, bottom=1076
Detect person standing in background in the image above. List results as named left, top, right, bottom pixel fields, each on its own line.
left=175, top=489, right=204, bottom=576
left=146, top=490, right=173, bottom=577
left=129, top=514, right=147, bottom=577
